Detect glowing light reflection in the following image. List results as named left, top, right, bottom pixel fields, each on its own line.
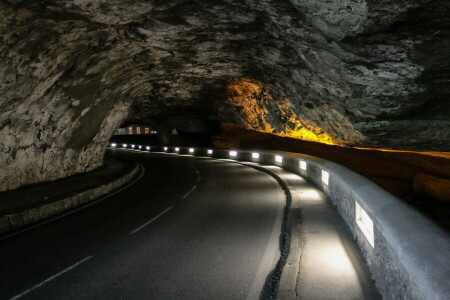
left=355, top=201, right=375, bottom=247
left=322, top=170, right=329, bottom=185
left=298, top=188, right=322, bottom=201
left=300, top=160, right=307, bottom=170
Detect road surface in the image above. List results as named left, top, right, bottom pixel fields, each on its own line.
left=0, top=150, right=285, bottom=300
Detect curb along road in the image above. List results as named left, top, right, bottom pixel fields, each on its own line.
left=0, top=162, right=144, bottom=239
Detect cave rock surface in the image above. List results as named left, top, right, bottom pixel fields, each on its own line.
left=0, top=0, right=449, bottom=191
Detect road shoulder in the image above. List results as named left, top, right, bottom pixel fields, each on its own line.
left=0, top=155, right=142, bottom=237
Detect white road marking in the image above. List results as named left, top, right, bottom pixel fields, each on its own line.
left=10, top=256, right=93, bottom=300
left=191, top=168, right=202, bottom=189
left=129, top=206, right=173, bottom=235
left=182, top=185, right=197, bottom=199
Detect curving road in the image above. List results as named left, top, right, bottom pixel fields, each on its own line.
left=0, top=150, right=286, bottom=300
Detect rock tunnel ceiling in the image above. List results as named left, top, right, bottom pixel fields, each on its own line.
left=0, top=0, right=449, bottom=191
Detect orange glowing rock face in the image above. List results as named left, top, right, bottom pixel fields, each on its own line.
left=226, top=78, right=336, bottom=145
left=226, top=78, right=275, bottom=132
left=279, top=118, right=335, bottom=145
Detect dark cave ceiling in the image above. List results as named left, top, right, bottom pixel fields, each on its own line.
left=0, top=0, right=449, bottom=190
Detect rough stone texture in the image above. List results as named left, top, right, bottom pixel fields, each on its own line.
left=1, top=0, right=449, bottom=190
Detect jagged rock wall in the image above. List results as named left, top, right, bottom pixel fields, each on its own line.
left=0, top=0, right=449, bottom=191
left=0, top=2, right=152, bottom=191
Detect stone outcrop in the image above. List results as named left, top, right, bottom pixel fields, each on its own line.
left=0, top=0, right=449, bottom=191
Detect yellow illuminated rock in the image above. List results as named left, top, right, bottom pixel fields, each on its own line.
left=226, top=78, right=275, bottom=132
left=227, top=78, right=335, bottom=145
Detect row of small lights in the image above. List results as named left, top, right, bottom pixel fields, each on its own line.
left=110, top=143, right=325, bottom=183
left=110, top=142, right=373, bottom=247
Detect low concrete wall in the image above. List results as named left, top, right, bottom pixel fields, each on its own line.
left=126, top=144, right=449, bottom=299
left=0, top=162, right=141, bottom=235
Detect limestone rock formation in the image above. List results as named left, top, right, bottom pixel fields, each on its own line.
left=0, top=0, right=449, bottom=190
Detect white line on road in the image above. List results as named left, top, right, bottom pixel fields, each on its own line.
left=129, top=206, right=173, bottom=235
left=186, top=168, right=201, bottom=194
left=182, top=185, right=197, bottom=199
left=10, top=256, right=93, bottom=300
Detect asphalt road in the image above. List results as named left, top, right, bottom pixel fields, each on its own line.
left=0, top=150, right=285, bottom=300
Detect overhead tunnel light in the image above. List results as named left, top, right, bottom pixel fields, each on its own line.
left=321, top=170, right=329, bottom=185
left=189, top=148, right=195, bottom=153
left=300, top=160, right=307, bottom=170
left=229, top=150, right=237, bottom=157
left=252, top=152, right=260, bottom=159
left=207, top=149, right=213, bottom=155
left=275, top=155, right=283, bottom=163
left=355, top=201, right=375, bottom=247
left=111, top=143, right=117, bottom=147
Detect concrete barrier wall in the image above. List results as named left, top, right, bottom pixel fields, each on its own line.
left=122, top=144, right=450, bottom=299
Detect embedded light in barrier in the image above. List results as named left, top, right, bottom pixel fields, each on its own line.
left=355, top=201, right=375, bottom=247
left=300, top=160, right=307, bottom=170
left=321, top=170, right=329, bottom=185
